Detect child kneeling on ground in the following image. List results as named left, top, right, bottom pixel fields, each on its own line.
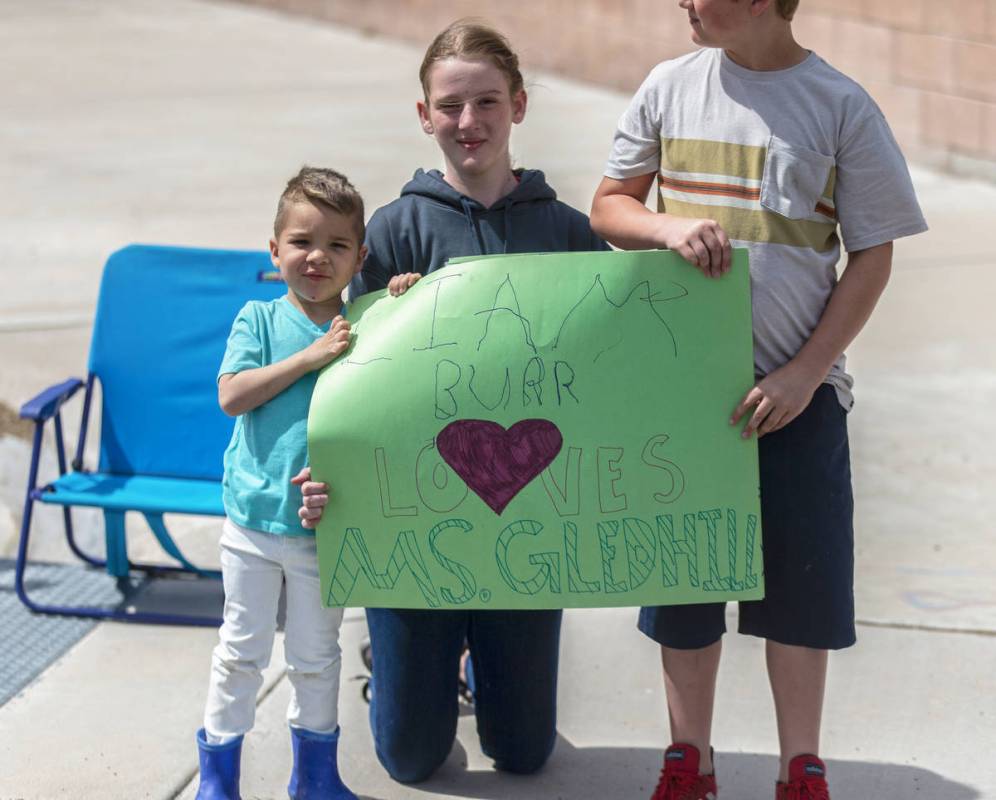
left=194, top=167, right=366, bottom=800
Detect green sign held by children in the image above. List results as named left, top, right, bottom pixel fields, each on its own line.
left=309, top=249, right=763, bottom=609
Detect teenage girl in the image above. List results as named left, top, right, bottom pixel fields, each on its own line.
left=297, top=19, right=608, bottom=784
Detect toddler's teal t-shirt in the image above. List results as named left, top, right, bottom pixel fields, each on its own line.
left=219, top=296, right=331, bottom=535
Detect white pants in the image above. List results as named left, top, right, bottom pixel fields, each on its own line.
left=203, top=519, right=344, bottom=742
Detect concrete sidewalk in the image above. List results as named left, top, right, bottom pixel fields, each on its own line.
left=1, top=1, right=994, bottom=798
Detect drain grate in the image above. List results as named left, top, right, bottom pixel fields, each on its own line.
left=0, top=559, right=140, bottom=707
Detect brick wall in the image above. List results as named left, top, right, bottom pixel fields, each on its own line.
left=236, top=0, right=996, bottom=174
left=797, top=1, right=996, bottom=173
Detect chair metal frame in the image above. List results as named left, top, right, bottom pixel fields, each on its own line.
left=15, top=244, right=282, bottom=626
left=17, top=375, right=225, bottom=626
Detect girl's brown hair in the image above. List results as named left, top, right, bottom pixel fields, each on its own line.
left=419, top=19, right=524, bottom=99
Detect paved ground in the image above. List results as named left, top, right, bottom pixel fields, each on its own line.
left=1, top=1, right=994, bottom=798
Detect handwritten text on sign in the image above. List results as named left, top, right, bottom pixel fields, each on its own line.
left=309, top=250, right=763, bottom=609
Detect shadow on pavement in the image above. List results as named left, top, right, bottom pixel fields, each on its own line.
left=402, top=739, right=979, bottom=800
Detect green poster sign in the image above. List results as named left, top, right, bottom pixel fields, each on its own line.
left=309, top=250, right=763, bottom=609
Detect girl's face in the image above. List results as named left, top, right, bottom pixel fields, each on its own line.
left=417, top=57, right=527, bottom=184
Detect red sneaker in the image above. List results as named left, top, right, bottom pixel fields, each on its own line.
left=651, top=743, right=718, bottom=800
left=776, top=754, right=830, bottom=800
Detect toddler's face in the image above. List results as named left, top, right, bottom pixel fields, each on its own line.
left=269, top=201, right=364, bottom=310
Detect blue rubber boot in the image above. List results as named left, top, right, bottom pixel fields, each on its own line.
left=288, top=726, right=358, bottom=800
left=195, top=729, right=243, bottom=800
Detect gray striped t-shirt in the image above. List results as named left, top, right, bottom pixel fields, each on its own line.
left=605, top=48, right=928, bottom=409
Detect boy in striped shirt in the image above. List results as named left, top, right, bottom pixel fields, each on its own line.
left=591, top=1, right=926, bottom=798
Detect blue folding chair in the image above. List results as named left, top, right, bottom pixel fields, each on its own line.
left=16, top=244, right=285, bottom=626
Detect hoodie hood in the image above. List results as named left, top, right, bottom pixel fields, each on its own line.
left=351, top=166, right=607, bottom=299
left=400, top=167, right=558, bottom=208
left=399, top=168, right=558, bottom=255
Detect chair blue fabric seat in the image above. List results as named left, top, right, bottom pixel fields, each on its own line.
left=39, top=472, right=224, bottom=517
left=16, top=244, right=285, bottom=625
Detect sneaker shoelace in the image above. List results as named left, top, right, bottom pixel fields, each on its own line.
left=784, top=775, right=829, bottom=800
left=653, top=769, right=711, bottom=800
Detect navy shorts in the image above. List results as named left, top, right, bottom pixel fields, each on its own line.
left=638, top=384, right=856, bottom=650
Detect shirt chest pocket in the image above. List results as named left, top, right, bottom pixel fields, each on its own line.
left=760, top=135, right=834, bottom=220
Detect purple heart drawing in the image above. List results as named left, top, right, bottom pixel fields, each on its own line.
left=436, top=419, right=564, bottom=516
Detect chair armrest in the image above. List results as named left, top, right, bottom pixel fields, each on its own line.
left=20, top=378, right=85, bottom=421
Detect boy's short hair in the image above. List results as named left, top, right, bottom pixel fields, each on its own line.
left=776, top=0, right=799, bottom=20
left=274, top=166, right=365, bottom=241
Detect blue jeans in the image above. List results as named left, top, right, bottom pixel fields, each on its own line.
left=365, top=607, right=562, bottom=783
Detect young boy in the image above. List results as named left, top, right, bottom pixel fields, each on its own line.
left=590, top=1, right=926, bottom=798
left=194, top=167, right=366, bottom=800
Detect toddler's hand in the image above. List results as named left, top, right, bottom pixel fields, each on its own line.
left=659, top=216, right=732, bottom=278
left=388, top=273, right=422, bottom=296
left=730, top=360, right=823, bottom=439
left=301, top=316, right=351, bottom=371
left=291, top=467, right=331, bottom=530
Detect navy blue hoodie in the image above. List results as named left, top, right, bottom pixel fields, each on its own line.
left=350, top=168, right=609, bottom=298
